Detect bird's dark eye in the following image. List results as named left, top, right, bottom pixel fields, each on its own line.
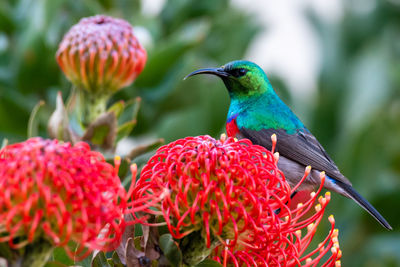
left=230, top=68, right=248, bottom=77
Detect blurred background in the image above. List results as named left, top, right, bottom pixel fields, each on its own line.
left=0, top=0, right=399, bottom=265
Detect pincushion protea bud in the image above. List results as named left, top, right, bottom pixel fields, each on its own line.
left=56, top=15, right=146, bottom=95
left=132, top=135, right=342, bottom=266
left=0, top=138, right=130, bottom=266
left=56, top=15, right=146, bottom=125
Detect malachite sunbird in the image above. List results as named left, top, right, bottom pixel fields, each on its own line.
left=185, top=60, right=392, bottom=230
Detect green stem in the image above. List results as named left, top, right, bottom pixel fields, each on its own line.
left=79, top=89, right=111, bottom=126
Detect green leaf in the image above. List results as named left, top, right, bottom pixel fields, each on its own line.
left=107, top=100, right=125, bottom=119
left=27, top=100, right=45, bottom=138
left=51, top=247, right=74, bottom=266
left=195, top=259, right=223, bottom=267
left=159, top=234, right=182, bottom=267
left=82, top=112, right=117, bottom=150
left=118, top=97, right=141, bottom=125
left=110, top=252, right=124, bottom=267
left=44, top=261, right=69, bottom=267
left=128, top=97, right=141, bottom=121
left=90, top=125, right=111, bottom=145
left=114, top=97, right=141, bottom=141
left=91, top=251, right=111, bottom=267
left=52, top=244, right=92, bottom=266
left=75, top=253, right=92, bottom=267
left=116, top=120, right=137, bottom=142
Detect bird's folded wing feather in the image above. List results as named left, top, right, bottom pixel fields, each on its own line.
left=240, top=127, right=352, bottom=186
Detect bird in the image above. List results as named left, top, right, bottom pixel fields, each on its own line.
left=185, top=60, right=392, bottom=230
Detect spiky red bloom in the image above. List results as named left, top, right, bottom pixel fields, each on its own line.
left=133, top=135, right=341, bottom=266
left=0, top=138, right=128, bottom=258
left=217, top=178, right=341, bottom=267
left=56, top=15, right=146, bottom=94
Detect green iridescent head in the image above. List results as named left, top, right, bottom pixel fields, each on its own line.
left=185, top=60, right=272, bottom=98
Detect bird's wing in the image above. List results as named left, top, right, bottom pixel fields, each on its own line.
left=239, top=127, right=352, bottom=186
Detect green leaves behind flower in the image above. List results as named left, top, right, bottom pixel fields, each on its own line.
left=91, top=252, right=124, bottom=267
left=46, top=92, right=156, bottom=156
left=159, top=234, right=182, bottom=267
left=194, top=259, right=223, bottom=267
left=46, top=249, right=124, bottom=267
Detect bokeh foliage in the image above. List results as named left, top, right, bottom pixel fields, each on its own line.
left=309, top=1, right=400, bottom=266
left=0, top=0, right=399, bottom=266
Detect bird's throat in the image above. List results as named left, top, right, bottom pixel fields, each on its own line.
left=226, top=116, right=239, bottom=137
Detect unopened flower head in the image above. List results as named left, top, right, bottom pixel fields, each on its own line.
left=0, top=138, right=129, bottom=258
left=133, top=135, right=341, bottom=266
left=56, top=15, right=146, bottom=95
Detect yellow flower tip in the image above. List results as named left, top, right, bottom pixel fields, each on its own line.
left=328, top=215, right=335, bottom=224
left=333, top=229, right=339, bottom=237
left=338, top=250, right=342, bottom=258
left=297, top=202, right=303, bottom=208
left=271, top=133, right=277, bottom=143
left=220, top=133, right=227, bottom=141
left=234, top=137, right=238, bottom=142
left=331, top=247, right=337, bottom=254
left=319, top=196, right=326, bottom=205
left=315, top=203, right=321, bottom=212
left=304, top=166, right=311, bottom=176
left=320, top=171, right=326, bottom=178
left=333, top=237, right=338, bottom=243
left=114, top=155, right=122, bottom=173
left=305, top=165, right=312, bottom=172
left=274, top=152, right=280, bottom=162
left=306, top=258, right=312, bottom=264
left=284, top=216, right=289, bottom=222
left=335, top=260, right=341, bottom=267
left=295, top=230, right=302, bottom=237
left=114, top=155, right=121, bottom=164
left=310, top=191, right=316, bottom=198
left=333, top=242, right=340, bottom=249
left=130, top=163, right=138, bottom=176
left=307, top=223, right=315, bottom=231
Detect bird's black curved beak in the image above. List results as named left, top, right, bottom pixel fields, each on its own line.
left=184, top=67, right=230, bottom=80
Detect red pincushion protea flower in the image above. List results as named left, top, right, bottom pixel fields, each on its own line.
left=56, top=15, right=146, bottom=94
left=0, top=138, right=128, bottom=259
left=217, top=173, right=341, bottom=267
left=132, top=135, right=341, bottom=266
